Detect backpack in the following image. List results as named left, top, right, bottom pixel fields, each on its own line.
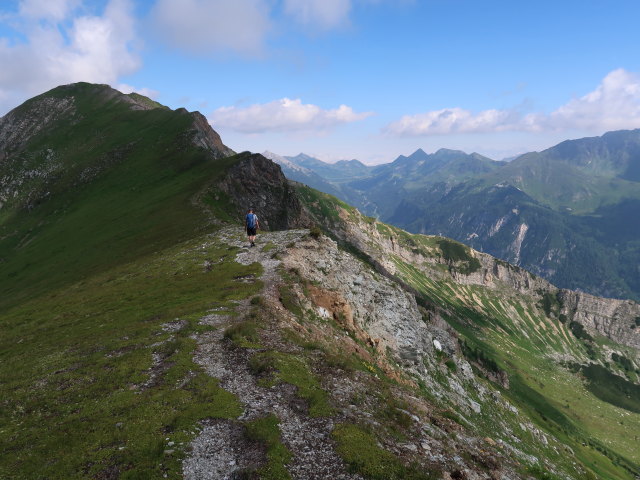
left=246, top=213, right=257, bottom=229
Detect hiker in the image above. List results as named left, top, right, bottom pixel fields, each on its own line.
left=245, top=208, right=260, bottom=247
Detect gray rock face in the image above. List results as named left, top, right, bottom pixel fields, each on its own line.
left=283, top=235, right=431, bottom=356
left=217, top=153, right=309, bottom=231
left=0, top=96, right=76, bottom=158
left=318, top=207, right=640, bottom=352
left=559, top=290, right=640, bottom=349
left=281, top=234, right=487, bottom=414
left=189, top=111, right=235, bottom=158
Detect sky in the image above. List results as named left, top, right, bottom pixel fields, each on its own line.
left=1, top=0, right=640, bottom=164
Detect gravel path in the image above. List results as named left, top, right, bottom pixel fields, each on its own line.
left=183, top=228, right=362, bottom=480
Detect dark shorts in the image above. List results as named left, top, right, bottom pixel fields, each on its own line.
left=247, top=227, right=257, bottom=236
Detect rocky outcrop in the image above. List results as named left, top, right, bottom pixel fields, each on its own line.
left=217, top=153, right=310, bottom=231
left=307, top=198, right=640, bottom=353
left=0, top=95, right=76, bottom=159
left=281, top=234, right=503, bottom=413
left=188, top=111, right=235, bottom=158
left=559, top=290, right=640, bottom=349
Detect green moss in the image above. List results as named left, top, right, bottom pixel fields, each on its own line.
left=332, top=423, right=436, bottom=480
left=309, top=225, right=323, bottom=239
left=441, top=409, right=464, bottom=425
left=261, top=242, right=276, bottom=253
left=249, top=352, right=333, bottom=417
left=444, top=358, right=457, bottom=372
left=436, top=238, right=481, bottom=274
left=523, top=463, right=564, bottom=480
left=278, top=284, right=303, bottom=318
left=245, top=415, right=292, bottom=480
left=224, top=321, right=262, bottom=348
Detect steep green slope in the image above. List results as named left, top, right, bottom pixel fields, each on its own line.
left=0, top=83, right=239, bottom=310
left=299, top=185, right=640, bottom=480
left=0, top=84, right=303, bottom=478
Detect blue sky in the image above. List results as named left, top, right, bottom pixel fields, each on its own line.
left=1, top=0, right=640, bottom=164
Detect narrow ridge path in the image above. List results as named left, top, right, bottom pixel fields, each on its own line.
left=183, top=228, right=361, bottom=480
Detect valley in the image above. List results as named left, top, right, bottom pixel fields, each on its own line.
left=269, top=135, right=640, bottom=302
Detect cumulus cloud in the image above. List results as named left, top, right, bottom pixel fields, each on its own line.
left=385, top=69, right=640, bottom=136
left=283, top=0, right=351, bottom=30
left=150, top=0, right=271, bottom=56
left=209, top=98, right=373, bottom=133
left=546, top=68, right=640, bottom=131
left=0, top=0, right=142, bottom=113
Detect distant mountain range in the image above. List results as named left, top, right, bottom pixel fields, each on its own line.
left=269, top=130, right=640, bottom=301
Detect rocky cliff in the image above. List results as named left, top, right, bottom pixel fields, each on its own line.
left=217, top=153, right=309, bottom=231
left=559, top=290, right=640, bottom=349
left=178, top=109, right=235, bottom=159
left=306, top=194, right=640, bottom=352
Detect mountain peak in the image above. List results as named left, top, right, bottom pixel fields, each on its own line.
left=434, top=147, right=466, bottom=156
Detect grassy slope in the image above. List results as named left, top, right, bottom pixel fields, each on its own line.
left=299, top=185, right=640, bottom=480
left=2, top=84, right=638, bottom=478
left=0, top=84, right=239, bottom=311
left=0, top=231, right=262, bottom=478
left=0, top=85, right=259, bottom=477
left=388, top=230, right=640, bottom=479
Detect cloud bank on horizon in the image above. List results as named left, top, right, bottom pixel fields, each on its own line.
left=384, top=69, right=640, bottom=137
left=1, top=0, right=640, bottom=162
left=210, top=98, right=373, bottom=133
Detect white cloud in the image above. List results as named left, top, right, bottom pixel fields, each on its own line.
left=117, top=83, right=160, bottom=99
left=283, top=0, right=351, bottom=30
left=385, top=107, right=521, bottom=136
left=209, top=98, right=373, bottom=133
left=385, top=69, right=640, bottom=136
left=150, top=0, right=271, bottom=56
left=546, top=68, right=640, bottom=131
left=0, top=0, right=142, bottom=113
left=18, top=0, right=81, bottom=21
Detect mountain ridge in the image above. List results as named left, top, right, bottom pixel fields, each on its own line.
left=1, top=83, right=639, bottom=479
left=276, top=130, right=640, bottom=301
